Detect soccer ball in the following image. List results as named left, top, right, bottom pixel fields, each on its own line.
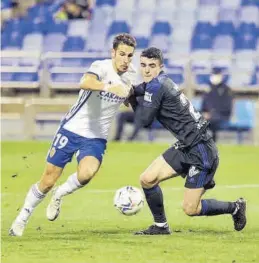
left=114, top=186, right=144, bottom=216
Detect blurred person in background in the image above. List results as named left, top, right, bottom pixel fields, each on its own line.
left=201, top=67, right=233, bottom=142
left=55, top=0, right=93, bottom=20
left=113, top=107, right=143, bottom=141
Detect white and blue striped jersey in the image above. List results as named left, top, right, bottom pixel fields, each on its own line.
left=61, top=59, right=137, bottom=139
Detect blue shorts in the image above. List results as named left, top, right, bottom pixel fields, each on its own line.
left=46, top=127, right=107, bottom=168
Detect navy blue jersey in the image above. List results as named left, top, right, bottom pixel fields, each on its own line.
left=131, top=71, right=211, bottom=147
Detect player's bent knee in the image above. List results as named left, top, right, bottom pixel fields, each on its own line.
left=182, top=202, right=199, bottom=216
left=140, top=173, right=158, bottom=188
left=78, top=166, right=98, bottom=184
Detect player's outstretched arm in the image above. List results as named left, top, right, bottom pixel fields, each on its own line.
left=80, top=73, right=130, bottom=98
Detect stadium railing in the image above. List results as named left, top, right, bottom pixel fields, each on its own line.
left=1, top=51, right=259, bottom=96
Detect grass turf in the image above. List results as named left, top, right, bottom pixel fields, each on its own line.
left=1, top=141, right=259, bottom=263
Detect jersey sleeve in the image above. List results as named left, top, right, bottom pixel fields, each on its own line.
left=134, top=80, right=164, bottom=127
left=143, top=80, right=164, bottom=109
left=87, top=60, right=105, bottom=80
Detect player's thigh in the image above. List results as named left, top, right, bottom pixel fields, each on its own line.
left=182, top=187, right=205, bottom=215
left=140, top=155, right=178, bottom=187
left=76, top=138, right=107, bottom=180
left=77, top=156, right=101, bottom=180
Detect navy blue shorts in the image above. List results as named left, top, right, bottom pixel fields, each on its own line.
left=46, top=127, right=107, bottom=168
left=163, top=139, right=219, bottom=190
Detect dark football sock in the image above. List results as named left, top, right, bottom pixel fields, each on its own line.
left=199, top=199, right=236, bottom=216
left=143, top=185, right=167, bottom=223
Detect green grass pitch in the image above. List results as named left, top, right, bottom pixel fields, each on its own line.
left=1, top=141, right=259, bottom=263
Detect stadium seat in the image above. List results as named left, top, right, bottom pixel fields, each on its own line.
left=191, top=34, right=213, bottom=50
left=178, top=0, right=198, bottom=11
left=215, top=22, right=235, bottom=36
left=107, top=21, right=130, bottom=36
left=115, top=0, right=135, bottom=11
left=67, top=20, right=89, bottom=37
left=62, top=37, right=85, bottom=52
left=241, top=0, right=259, bottom=7
left=43, top=33, right=66, bottom=52
left=46, top=20, right=68, bottom=34
left=85, top=33, right=107, bottom=52
left=220, top=0, right=241, bottom=9
left=199, top=0, right=220, bottom=7
left=158, top=0, right=178, bottom=10
left=239, top=6, right=259, bottom=24
left=95, top=0, right=116, bottom=6
left=132, top=13, right=153, bottom=37
left=149, top=35, right=170, bottom=52
left=213, top=35, right=234, bottom=54
left=137, top=0, right=157, bottom=12
left=51, top=72, right=83, bottom=83
left=135, top=37, right=149, bottom=49
left=218, top=8, right=237, bottom=23
left=22, top=33, right=43, bottom=51
left=1, top=72, right=14, bottom=81
left=14, top=72, right=39, bottom=82
left=152, top=22, right=172, bottom=35
left=198, top=7, right=219, bottom=24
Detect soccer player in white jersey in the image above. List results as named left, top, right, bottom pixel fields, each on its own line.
left=9, top=33, right=137, bottom=236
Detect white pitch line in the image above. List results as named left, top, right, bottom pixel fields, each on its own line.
left=1, top=184, right=259, bottom=196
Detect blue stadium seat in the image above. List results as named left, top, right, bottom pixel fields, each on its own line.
left=234, top=24, right=257, bottom=50
left=195, top=73, right=210, bottom=84
left=95, top=0, right=116, bottom=6
left=51, top=73, right=83, bottom=82
left=228, top=100, right=255, bottom=130
left=135, top=37, right=149, bottom=49
left=108, top=21, right=130, bottom=36
left=1, top=72, right=14, bottom=81
left=167, top=73, right=184, bottom=84
left=14, top=72, right=38, bottom=82
left=62, top=37, right=85, bottom=51
left=241, top=0, right=259, bottom=6
left=152, top=22, right=171, bottom=35
left=46, top=20, right=68, bottom=34
left=215, top=22, right=235, bottom=36
left=191, top=34, right=213, bottom=50
left=193, top=22, right=214, bottom=36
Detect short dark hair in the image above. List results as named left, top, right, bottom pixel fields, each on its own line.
left=141, top=47, right=164, bottom=64
left=113, top=33, right=137, bottom=50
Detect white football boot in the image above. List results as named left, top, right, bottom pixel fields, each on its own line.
left=9, top=208, right=31, bottom=237
left=46, top=187, right=62, bottom=221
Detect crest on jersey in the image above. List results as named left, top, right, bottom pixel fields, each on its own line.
left=144, top=92, right=153, bottom=102
left=49, top=147, right=56, bottom=158
left=188, top=165, right=200, bottom=177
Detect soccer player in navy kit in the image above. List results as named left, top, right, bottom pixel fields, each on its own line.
left=129, top=47, right=246, bottom=235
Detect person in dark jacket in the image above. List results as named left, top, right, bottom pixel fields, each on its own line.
left=201, top=67, right=233, bottom=142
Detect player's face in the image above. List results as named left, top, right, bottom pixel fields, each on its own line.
left=112, top=44, right=134, bottom=73
left=140, top=56, right=163, bottom=83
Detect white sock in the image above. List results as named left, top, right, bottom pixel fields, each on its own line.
left=54, top=173, right=83, bottom=199
left=16, top=183, right=46, bottom=223
left=155, top=222, right=168, bottom=228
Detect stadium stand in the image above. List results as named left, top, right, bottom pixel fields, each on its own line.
left=1, top=0, right=259, bottom=143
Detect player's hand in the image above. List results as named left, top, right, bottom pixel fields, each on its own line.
left=105, top=84, right=132, bottom=98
